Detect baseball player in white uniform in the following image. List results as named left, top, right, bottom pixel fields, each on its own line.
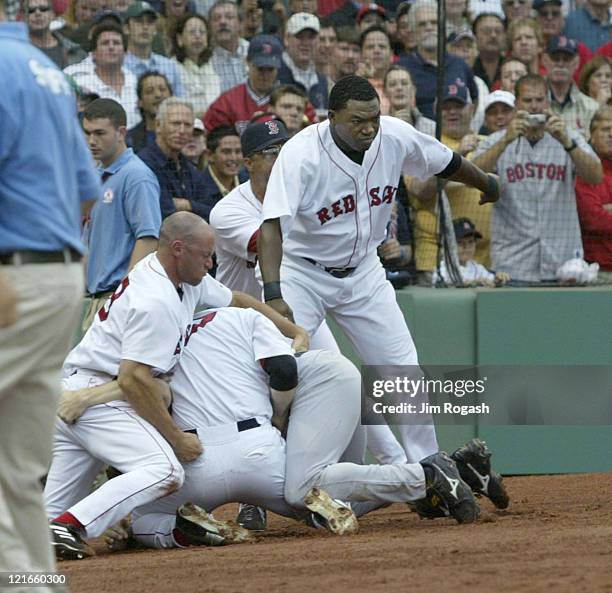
left=44, top=212, right=308, bottom=559
left=123, top=305, right=480, bottom=549
left=258, top=75, right=502, bottom=469
left=211, top=119, right=414, bottom=470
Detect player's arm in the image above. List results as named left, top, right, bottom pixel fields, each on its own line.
left=58, top=377, right=171, bottom=424
left=261, top=354, right=298, bottom=433
left=127, top=236, right=158, bottom=271
left=118, top=361, right=202, bottom=462
left=258, top=218, right=295, bottom=321
left=230, top=290, right=309, bottom=352
left=438, top=152, right=500, bottom=205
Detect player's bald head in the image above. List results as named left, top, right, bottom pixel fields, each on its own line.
left=159, top=212, right=213, bottom=247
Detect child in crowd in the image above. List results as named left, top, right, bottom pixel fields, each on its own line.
left=436, top=217, right=511, bottom=286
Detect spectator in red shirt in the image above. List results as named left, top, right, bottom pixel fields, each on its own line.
left=576, top=105, right=612, bottom=280
left=203, top=34, right=282, bottom=134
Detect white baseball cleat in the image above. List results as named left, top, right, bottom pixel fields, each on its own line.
left=304, top=488, right=359, bottom=535
left=176, top=503, right=252, bottom=546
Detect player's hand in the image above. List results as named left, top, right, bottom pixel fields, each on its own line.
left=104, top=517, right=132, bottom=552
left=58, top=390, right=89, bottom=424
left=173, top=432, right=203, bottom=462
left=267, top=297, right=295, bottom=323
left=504, top=110, right=529, bottom=144
left=458, top=133, right=480, bottom=156
left=292, top=326, right=310, bottom=353
left=495, top=272, right=511, bottom=285
left=378, top=238, right=402, bottom=261
left=173, top=198, right=192, bottom=212
left=479, top=173, right=500, bottom=205
left=0, top=273, right=18, bottom=329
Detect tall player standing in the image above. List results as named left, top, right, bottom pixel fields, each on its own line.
left=258, top=75, right=509, bottom=510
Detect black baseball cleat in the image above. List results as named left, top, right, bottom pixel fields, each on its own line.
left=175, top=503, right=252, bottom=546
left=451, top=438, right=510, bottom=509
left=50, top=521, right=94, bottom=560
left=236, top=503, right=267, bottom=532
left=418, top=452, right=480, bottom=524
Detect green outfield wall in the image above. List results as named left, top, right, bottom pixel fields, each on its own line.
left=328, top=286, right=612, bottom=475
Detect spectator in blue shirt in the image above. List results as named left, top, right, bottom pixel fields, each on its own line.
left=81, top=98, right=161, bottom=329
left=564, top=0, right=611, bottom=53
left=398, top=0, right=479, bottom=119
left=201, top=124, right=248, bottom=218
left=124, top=1, right=186, bottom=96
left=126, top=70, right=173, bottom=153
left=138, top=97, right=212, bottom=219
left=0, top=8, right=100, bottom=580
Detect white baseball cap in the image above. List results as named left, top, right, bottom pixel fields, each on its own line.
left=286, top=12, right=320, bottom=36
left=484, top=90, right=515, bottom=112
left=193, top=118, right=205, bottom=133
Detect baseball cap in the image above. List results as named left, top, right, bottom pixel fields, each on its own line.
left=247, top=35, right=283, bottom=68
left=241, top=120, right=290, bottom=157
left=442, top=83, right=469, bottom=105
left=447, top=27, right=476, bottom=44
left=533, top=0, right=562, bottom=11
left=396, top=0, right=414, bottom=19
left=124, top=1, right=158, bottom=20
left=484, top=90, right=515, bottom=111
left=286, top=12, right=320, bottom=36
left=193, top=118, right=205, bottom=134
left=356, top=3, right=387, bottom=23
left=453, top=218, right=483, bottom=240
left=91, top=9, right=122, bottom=25
left=546, top=35, right=579, bottom=56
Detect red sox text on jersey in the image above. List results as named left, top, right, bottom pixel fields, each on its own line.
left=316, top=185, right=398, bottom=225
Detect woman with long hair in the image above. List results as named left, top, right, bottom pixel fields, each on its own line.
left=171, top=13, right=222, bottom=117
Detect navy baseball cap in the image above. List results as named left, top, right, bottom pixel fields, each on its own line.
left=454, top=218, right=483, bottom=240
left=91, top=9, right=123, bottom=25
left=241, top=120, right=290, bottom=157
left=546, top=35, right=579, bottom=56
left=247, top=35, right=283, bottom=68
left=533, top=0, right=562, bottom=11
left=442, top=82, right=469, bottom=105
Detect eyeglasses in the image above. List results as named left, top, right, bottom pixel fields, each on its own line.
left=504, top=0, right=527, bottom=5
left=28, top=5, right=50, bottom=13
left=257, top=145, right=281, bottom=157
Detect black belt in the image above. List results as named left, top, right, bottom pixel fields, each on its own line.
left=0, top=248, right=81, bottom=265
left=303, top=257, right=356, bottom=279
left=184, top=418, right=261, bottom=435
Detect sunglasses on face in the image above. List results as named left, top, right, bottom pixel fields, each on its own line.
left=28, top=5, right=50, bottom=13
left=539, top=9, right=561, bottom=17
left=258, top=145, right=282, bottom=157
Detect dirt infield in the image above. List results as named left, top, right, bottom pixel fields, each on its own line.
left=60, top=473, right=612, bottom=593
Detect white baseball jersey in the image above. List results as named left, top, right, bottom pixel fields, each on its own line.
left=64, top=253, right=232, bottom=377
left=170, top=307, right=293, bottom=429
left=209, top=181, right=262, bottom=299
left=262, top=116, right=453, bottom=268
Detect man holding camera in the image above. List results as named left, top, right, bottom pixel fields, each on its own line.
left=472, top=73, right=602, bottom=282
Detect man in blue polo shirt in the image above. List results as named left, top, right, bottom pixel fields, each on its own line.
left=398, top=0, right=478, bottom=120
left=81, top=98, right=161, bottom=330
left=0, top=3, right=100, bottom=586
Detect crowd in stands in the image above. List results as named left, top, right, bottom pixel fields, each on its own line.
left=15, top=0, right=612, bottom=286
